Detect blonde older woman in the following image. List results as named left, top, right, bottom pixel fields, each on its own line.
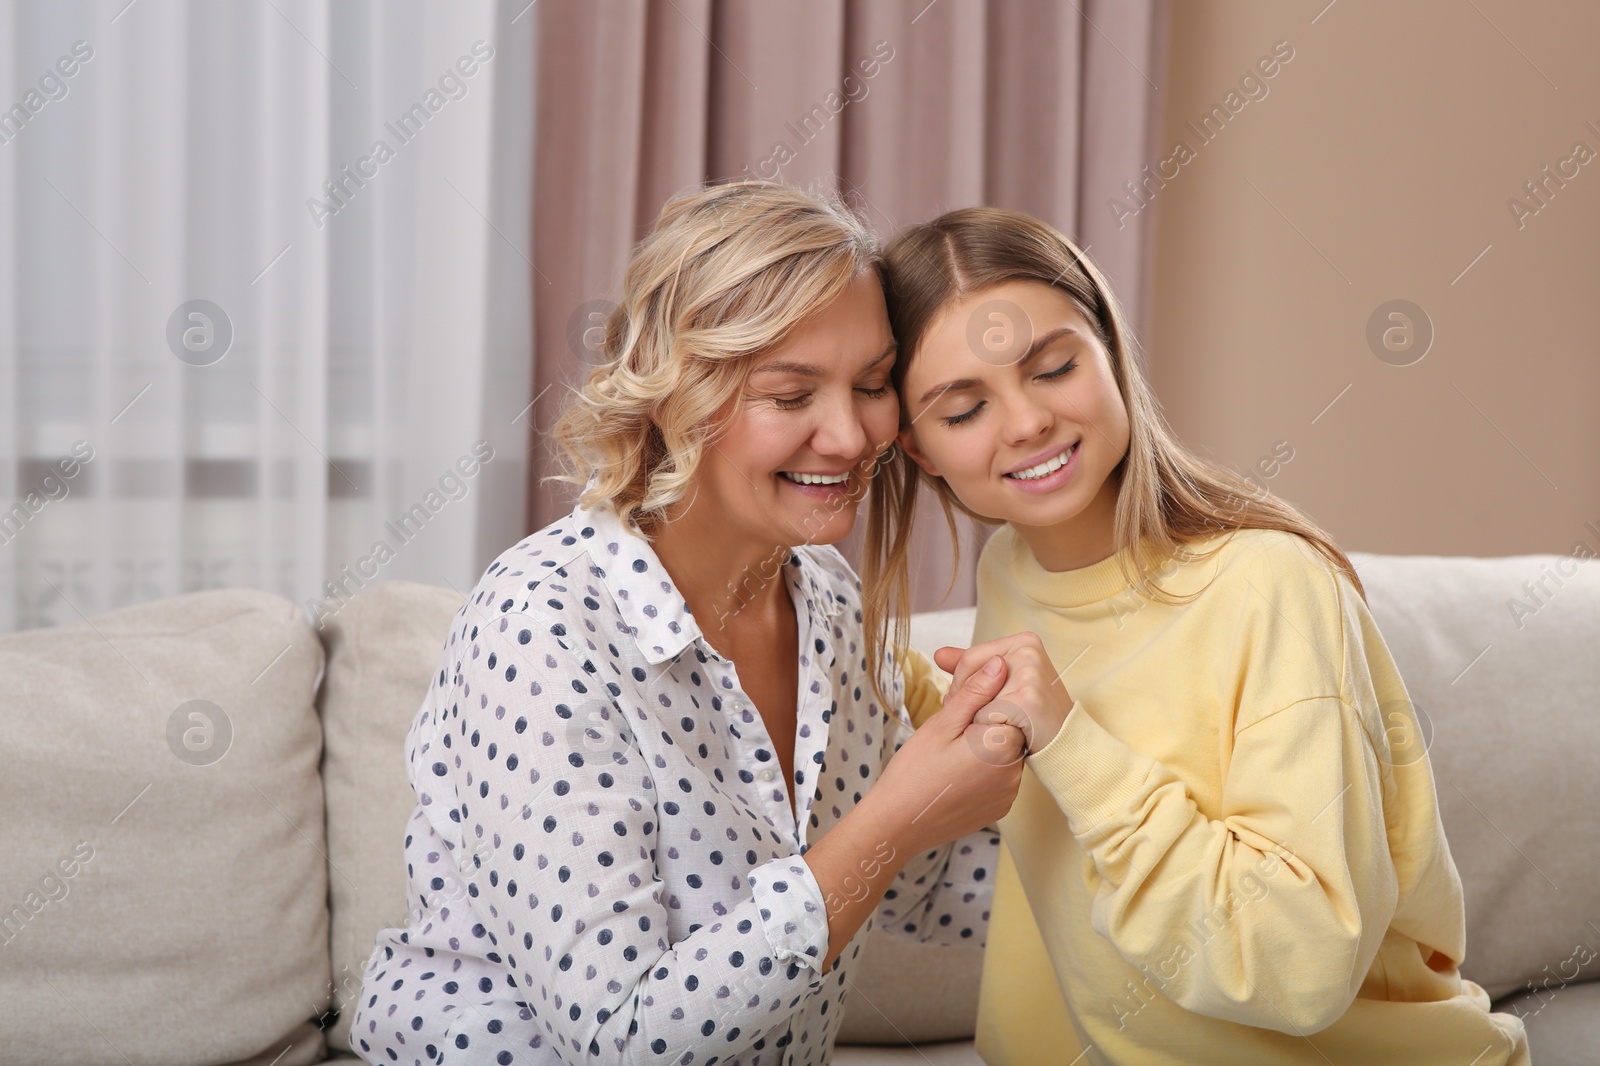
left=350, top=182, right=1032, bottom=1066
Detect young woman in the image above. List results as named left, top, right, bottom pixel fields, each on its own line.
left=866, top=206, right=1531, bottom=1065
left=349, top=182, right=1030, bottom=1066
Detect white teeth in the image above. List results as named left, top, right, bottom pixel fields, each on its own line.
left=1007, top=444, right=1077, bottom=481
left=782, top=471, right=850, bottom=485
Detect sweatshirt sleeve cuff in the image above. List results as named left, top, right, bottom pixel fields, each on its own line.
left=747, top=856, right=829, bottom=979
left=1026, top=699, right=1161, bottom=836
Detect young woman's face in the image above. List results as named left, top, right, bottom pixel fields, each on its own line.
left=896, top=279, right=1131, bottom=550
left=694, top=268, right=899, bottom=549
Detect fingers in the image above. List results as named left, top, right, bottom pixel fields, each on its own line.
left=937, top=654, right=1008, bottom=733
left=961, top=720, right=1026, bottom=766
left=945, top=632, right=1053, bottom=694
left=981, top=666, right=1075, bottom=756
left=978, top=701, right=1031, bottom=733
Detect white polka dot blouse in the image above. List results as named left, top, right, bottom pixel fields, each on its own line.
left=351, top=494, right=999, bottom=1065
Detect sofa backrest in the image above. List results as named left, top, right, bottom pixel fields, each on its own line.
left=0, top=588, right=331, bottom=1066
left=1346, top=549, right=1600, bottom=1002
left=315, top=580, right=465, bottom=1054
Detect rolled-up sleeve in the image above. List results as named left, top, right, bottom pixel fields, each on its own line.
left=746, top=858, right=830, bottom=968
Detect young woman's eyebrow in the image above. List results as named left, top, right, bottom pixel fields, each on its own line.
left=915, top=326, right=1079, bottom=406
left=750, top=341, right=898, bottom=379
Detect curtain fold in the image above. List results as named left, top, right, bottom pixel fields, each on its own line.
left=529, top=0, right=1170, bottom=611
left=0, top=0, right=534, bottom=633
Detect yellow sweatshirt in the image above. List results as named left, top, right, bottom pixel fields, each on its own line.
left=943, top=524, right=1529, bottom=1066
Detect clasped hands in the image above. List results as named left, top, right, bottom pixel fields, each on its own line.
left=876, top=631, right=1075, bottom=855
left=934, top=631, right=1074, bottom=762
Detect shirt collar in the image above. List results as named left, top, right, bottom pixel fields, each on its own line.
left=793, top=547, right=848, bottom=628
left=567, top=494, right=697, bottom=665
left=568, top=493, right=846, bottom=667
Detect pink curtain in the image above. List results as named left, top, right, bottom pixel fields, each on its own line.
left=529, top=0, right=1170, bottom=611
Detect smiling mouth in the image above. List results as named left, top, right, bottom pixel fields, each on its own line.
left=1004, top=443, right=1078, bottom=481
left=778, top=470, right=851, bottom=486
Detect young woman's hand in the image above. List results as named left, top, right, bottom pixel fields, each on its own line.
left=934, top=632, right=1074, bottom=757
left=870, top=655, right=1027, bottom=856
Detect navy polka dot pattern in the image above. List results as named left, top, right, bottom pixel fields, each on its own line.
left=350, top=495, right=999, bottom=1065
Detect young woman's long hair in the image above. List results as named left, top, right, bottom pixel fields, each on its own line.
left=862, top=206, right=1364, bottom=688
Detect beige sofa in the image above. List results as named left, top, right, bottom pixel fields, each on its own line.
left=3, top=549, right=1596, bottom=1064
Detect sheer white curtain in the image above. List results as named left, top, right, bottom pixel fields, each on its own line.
left=0, top=0, right=535, bottom=634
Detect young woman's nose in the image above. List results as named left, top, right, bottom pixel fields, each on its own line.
left=1001, top=390, right=1054, bottom=446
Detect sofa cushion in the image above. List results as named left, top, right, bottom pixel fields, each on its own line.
left=832, top=1040, right=985, bottom=1064
left=834, top=934, right=987, bottom=1045
left=316, top=580, right=466, bottom=1054
left=1350, top=550, right=1600, bottom=1000
left=1493, top=979, right=1600, bottom=1066
left=0, top=588, right=328, bottom=1066
left=835, top=608, right=988, bottom=1045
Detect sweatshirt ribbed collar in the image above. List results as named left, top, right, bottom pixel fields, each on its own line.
left=999, top=524, right=1169, bottom=608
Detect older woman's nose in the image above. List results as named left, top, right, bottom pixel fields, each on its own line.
left=811, top=393, right=870, bottom=462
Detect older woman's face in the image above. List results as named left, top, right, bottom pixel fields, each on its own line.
left=694, top=268, right=899, bottom=551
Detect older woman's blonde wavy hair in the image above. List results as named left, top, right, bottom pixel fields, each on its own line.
left=549, top=180, right=880, bottom=538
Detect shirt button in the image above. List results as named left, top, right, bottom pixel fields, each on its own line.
left=760, top=769, right=777, bottom=782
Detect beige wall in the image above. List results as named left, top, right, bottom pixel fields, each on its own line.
left=1143, top=0, right=1600, bottom=557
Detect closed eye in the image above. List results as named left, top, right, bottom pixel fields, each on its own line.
left=939, top=360, right=1076, bottom=427
left=942, top=401, right=984, bottom=427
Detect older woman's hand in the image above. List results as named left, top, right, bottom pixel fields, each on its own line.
left=871, top=655, right=1028, bottom=856
left=934, top=631, right=1073, bottom=758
